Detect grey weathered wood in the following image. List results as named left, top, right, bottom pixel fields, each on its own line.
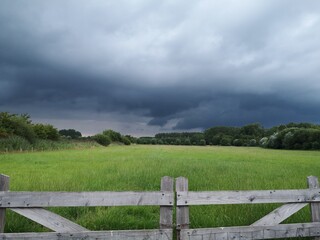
left=0, top=191, right=173, bottom=207
left=181, top=222, right=320, bottom=240
left=308, top=176, right=320, bottom=240
left=0, top=174, right=9, bottom=233
left=176, top=177, right=189, bottom=240
left=177, top=188, right=320, bottom=206
left=11, top=208, right=88, bottom=232
left=160, top=176, right=174, bottom=229
left=251, top=203, right=308, bottom=226
left=0, top=229, right=173, bottom=240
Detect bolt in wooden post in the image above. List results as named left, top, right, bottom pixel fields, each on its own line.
left=0, top=174, right=10, bottom=233
left=176, top=177, right=189, bottom=240
left=160, top=176, right=174, bottom=230
left=307, top=176, right=320, bottom=240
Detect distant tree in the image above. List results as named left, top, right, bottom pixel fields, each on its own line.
left=0, top=112, right=36, bottom=143
left=233, top=139, right=243, bottom=146
left=220, top=135, right=232, bottom=146
left=93, top=134, right=111, bottom=146
left=125, top=135, right=137, bottom=144
left=121, top=136, right=131, bottom=145
left=59, top=129, right=82, bottom=139
left=33, top=124, right=59, bottom=140
left=184, top=138, right=191, bottom=145
left=199, top=139, right=206, bottom=146
left=175, top=138, right=181, bottom=145
left=240, top=123, right=264, bottom=138
left=103, top=129, right=122, bottom=142
left=204, top=126, right=239, bottom=143
left=249, top=139, right=257, bottom=146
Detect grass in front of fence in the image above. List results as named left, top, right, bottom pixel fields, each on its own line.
left=0, top=145, right=319, bottom=232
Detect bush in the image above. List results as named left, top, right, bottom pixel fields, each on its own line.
left=102, top=130, right=122, bottom=142
left=93, top=134, right=111, bottom=146
left=33, top=124, right=59, bottom=140
left=121, top=136, right=131, bottom=145
left=0, top=112, right=36, bottom=143
left=199, top=139, right=206, bottom=146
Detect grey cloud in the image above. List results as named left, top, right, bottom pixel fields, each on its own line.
left=1, top=0, right=320, bottom=135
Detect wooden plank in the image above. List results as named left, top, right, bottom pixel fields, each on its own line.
left=0, top=191, right=173, bottom=207
left=181, top=222, right=320, bottom=240
left=11, top=208, right=88, bottom=232
left=177, top=188, right=320, bottom=206
left=251, top=203, right=308, bottom=226
left=160, top=176, right=174, bottom=229
left=0, top=174, right=9, bottom=233
left=176, top=177, right=189, bottom=240
left=0, top=229, right=173, bottom=240
left=308, top=176, right=320, bottom=240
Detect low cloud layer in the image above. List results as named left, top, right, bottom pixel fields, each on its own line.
left=1, top=0, right=320, bottom=135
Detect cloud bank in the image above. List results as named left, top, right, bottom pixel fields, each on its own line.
left=1, top=0, right=320, bottom=135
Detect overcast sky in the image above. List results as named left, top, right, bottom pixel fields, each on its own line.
left=1, top=0, right=320, bottom=136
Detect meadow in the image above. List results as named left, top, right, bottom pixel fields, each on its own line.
left=0, top=145, right=320, bottom=233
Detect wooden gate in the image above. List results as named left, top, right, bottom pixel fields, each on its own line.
left=176, top=176, right=320, bottom=240
left=0, top=174, right=174, bottom=240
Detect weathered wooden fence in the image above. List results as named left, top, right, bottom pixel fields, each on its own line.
left=176, top=176, right=320, bottom=240
left=0, top=174, right=174, bottom=240
left=1, top=174, right=320, bottom=240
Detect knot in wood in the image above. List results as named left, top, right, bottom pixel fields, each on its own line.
left=248, top=195, right=255, bottom=202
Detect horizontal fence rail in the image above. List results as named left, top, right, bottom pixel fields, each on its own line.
left=177, top=189, right=320, bottom=206
left=0, top=229, right=173, bottom=240
left=0, top=191, right=174, bottom=207
left=181, top=223, right=320, bottom=240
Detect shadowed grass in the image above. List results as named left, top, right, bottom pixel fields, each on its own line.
left=0, top=145, right=319, bottom=232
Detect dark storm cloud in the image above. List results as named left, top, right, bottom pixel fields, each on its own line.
left=1, top=0, right=320, bottom=135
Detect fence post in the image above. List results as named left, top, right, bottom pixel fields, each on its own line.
left=307, top=176, right=320, bottom=240
left=0, top=174, right=10, bottom=233
left=176, top=177, right=189, bottom=240
left=160, top=176, right=174, bottom=230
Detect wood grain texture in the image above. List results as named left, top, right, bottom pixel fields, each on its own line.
left=307, top=176, right=320, bottom=240
left=0, top=229, right=173, bottom=240
left=0, top=174, right=9, bottom=233
left=0, top=191, right=173, bottom=207
left=251, top=203, right=308, bottom=226
left=177, top=189, right=320, bottom=206
left=181, top=222, right=320, bottom=240
left=176, top=177, right=189, bottom=240
left=160, top=176, right=174, bottom=229
left=11, top=208, right=88, bottom=232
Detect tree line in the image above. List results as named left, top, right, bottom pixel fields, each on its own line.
left=0, top=112, right=134, bottom=151
left=1, top=111, right=320, bottom=151
left=137, top=123, right=320, bottom=150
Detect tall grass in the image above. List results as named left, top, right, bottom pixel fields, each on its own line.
left=0, top=137, right=100, bottom=152
left=0, top=145, right=319, bottom=233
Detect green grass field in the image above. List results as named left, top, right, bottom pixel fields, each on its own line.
left=0, top=145, right=320, bottom=233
